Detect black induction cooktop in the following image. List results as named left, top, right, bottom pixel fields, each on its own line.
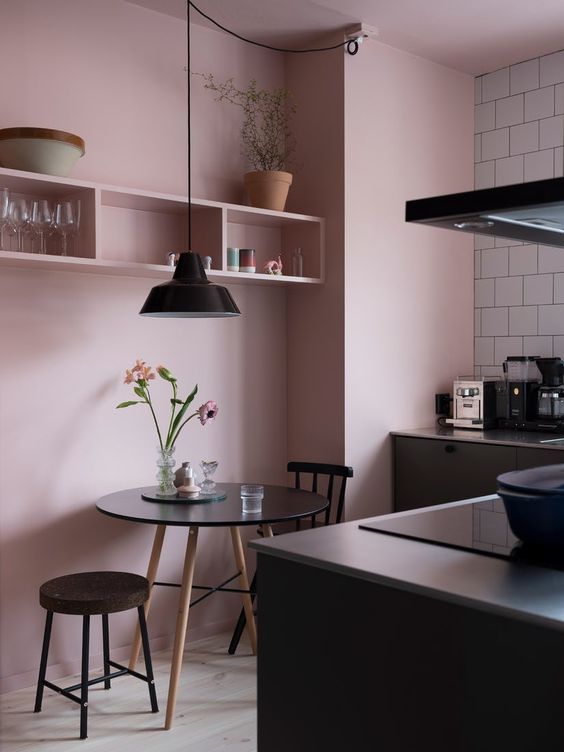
left=359, top=498, right=564, bottom=571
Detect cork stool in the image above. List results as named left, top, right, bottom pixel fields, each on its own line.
left=34, top=571, right=158, bottom=739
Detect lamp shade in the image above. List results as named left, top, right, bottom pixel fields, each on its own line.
left=139, top=252, right=241, bottom=318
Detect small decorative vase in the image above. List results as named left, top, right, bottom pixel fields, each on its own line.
left=156, top=446, right=176, bottom=497
left=200, top=460, right=218, bottom=495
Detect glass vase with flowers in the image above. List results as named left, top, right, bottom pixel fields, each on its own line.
left=117, top=360, right=218, bottom=496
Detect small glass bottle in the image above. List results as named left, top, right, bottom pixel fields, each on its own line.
left=292, top=247, right=303, bottom=277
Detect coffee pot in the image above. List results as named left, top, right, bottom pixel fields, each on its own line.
left=536, top=358, right=564, bottom=420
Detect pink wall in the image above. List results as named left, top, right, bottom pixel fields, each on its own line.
left=344, top=41, right=475, bottom=519
left=0, top=0, right=287, bottom=692
left=285, top=43, right=346, bottom=466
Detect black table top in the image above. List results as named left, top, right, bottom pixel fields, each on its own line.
left=96, top=484, right=329, bottom=527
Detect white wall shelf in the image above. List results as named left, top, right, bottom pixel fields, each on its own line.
left=0, top=167, right=325, bottom=285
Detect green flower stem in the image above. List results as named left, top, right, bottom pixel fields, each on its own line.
left=143, top=387, right=164, bottom=450
left=168, top=411, right=198, bottom=449
left=165, top=381, right=178, bottom=449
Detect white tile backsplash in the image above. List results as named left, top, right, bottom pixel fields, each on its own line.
left=524, top=149, right=554, bottom=181
left=475, top=278, right=495, bottom=308
left=524, top=86, right=554, bottom=121
left=539, top=50, right=564, bottom=86
left=495, top=336, right=523, bottom=362
left=495, top=154, right=523, bottom=185
left=555, top=273, right=564, bottom=304
left=496, top=94, right=524, bottom=128
left=481, top=247, right=508, bottom=278
left=495, top=276, right=523, bottom=306
left=538, top=245, right=564, bottom=273
left=510, top=121, right=539, bottom=154
left=509, top=306, right=537, bottom=335
left=539, top=115, right=564, bottom=149
left=482, top=307, right=508, bottom=335
left=509, top=244, right=537, bottom=276
left=475, top=101, right=496, bottom=133
left=475, top=337, right=495, bottom=365
left=523, top=335, right=553, bottom=357
left=556, top=147, right=564, bottom=177
left=475, top=160, right=495, bottom=189
left=556, top=83, right=564, bottom=115
left=510, top=59, right=539, bottom=94
left=482, top=68, right=510, bottom=102
left=481, top=128, right=509, bottom=160
left=539, top=305, right=564, bottom=335
left=475, top=50, right=564, bottom=366
left=523, top=274, right=553, bottom=304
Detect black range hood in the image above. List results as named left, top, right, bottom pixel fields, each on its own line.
left=405, top=177, right=564, bottom=247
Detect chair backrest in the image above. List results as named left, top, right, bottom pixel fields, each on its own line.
left=287, top=461, right=354, bottom=527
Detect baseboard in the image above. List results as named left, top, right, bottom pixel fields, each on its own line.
left=0, top=617, right=238, bottom=694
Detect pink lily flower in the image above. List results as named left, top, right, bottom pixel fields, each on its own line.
left=124, top=369, right=141, bottom=384
left=198, top=400, right=219, bottom=425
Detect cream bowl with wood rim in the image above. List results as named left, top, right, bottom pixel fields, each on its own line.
left=0, top=127, right=85, bottom=177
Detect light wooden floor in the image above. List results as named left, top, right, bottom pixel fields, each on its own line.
left=0, top=633, right=257, bottom=752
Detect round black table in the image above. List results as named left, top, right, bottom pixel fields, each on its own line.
left=96, top=484, right=328, bottom=729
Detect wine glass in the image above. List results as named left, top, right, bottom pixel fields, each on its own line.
left=53, top=200, right=77, bottom=256
left=70, top=199, right=81, bottom=256
left=8, top=198, right=31, bottom=252
left=30, top=200, right=53, bottom=254
left=0, top=188, right=13, bottom=251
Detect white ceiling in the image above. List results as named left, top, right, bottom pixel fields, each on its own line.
left=125, top=0, right=564, bottom=75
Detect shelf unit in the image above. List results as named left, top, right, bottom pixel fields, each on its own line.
left=0, top=167, right=325, bottom=286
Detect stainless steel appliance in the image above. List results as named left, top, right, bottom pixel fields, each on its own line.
left=405, top=177, right=564, bottom=246
left=445, top=376, right=499, bottom=429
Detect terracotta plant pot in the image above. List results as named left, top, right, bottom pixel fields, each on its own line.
left=244, top=170, right=293, bottom=212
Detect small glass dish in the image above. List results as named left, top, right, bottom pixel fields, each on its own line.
left=241, top=484, right=264, bottom=514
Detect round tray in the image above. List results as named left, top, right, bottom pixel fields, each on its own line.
left=141, top=487, right=227, bottom=504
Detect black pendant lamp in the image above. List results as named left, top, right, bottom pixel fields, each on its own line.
left=140, top=251, right=240, bottom=317
left=139, top=2, right=240, bottom=318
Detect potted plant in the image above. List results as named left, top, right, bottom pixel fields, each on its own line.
left=197, top=73, right=297, bottom=211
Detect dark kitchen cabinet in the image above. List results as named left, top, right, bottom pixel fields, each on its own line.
left=516, top=447, right=564, bottom=470
left=394, top=436, right=516, bottom=511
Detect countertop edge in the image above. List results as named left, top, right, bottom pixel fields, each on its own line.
left=250, top=496, right=564, bottom=633
left=390, top=427, right=564, bottom=450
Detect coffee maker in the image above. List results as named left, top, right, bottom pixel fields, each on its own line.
left=498, top=355, right=564, bottom=432
left=535, top=357, right=564, bottom=429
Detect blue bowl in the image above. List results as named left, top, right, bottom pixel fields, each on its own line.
left=498, top=464, right=564, bottom=496
left=497, top=487, right=564, bottom=550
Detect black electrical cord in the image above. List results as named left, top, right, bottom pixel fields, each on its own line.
left=185, top=0, right=361, bottom=249
left=189, top=0, right=361, bottom=55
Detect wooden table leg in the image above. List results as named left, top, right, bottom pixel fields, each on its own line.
left=129, top=524, right=166, bottom=671
left=165, top=526, right=199, bottom=730
left=230, top=526, right=258, bottom=655
left=261, top=524, right=274, bottom=538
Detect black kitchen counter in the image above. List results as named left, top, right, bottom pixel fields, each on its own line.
left=251, top=495, right=564, bottom=632
left=391, top=425, right=564, bottom=450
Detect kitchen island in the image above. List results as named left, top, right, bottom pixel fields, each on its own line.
left=251, top=496, right=564, bottom=752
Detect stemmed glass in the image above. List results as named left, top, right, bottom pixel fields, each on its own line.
left=8, top=198, right=31, bottom=252
left=53, top=200, right=77, bottom=256
left=30, top=200, right=53, bottom=254
left=0, top=188, right=12, bottom=251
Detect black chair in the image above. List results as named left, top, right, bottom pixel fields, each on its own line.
left=228, top=461, right=353, bottom=655
left=35, top=571, right=158, bottom=739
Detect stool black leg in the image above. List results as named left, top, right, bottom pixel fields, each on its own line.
left=102, top=614, right=111, bottom=689
left=137, top=605, right=158, bottom=713
left=80, top=615, right=90, bottom=740
left=228, top=570, right=257, bottom=655
left=34, top=611, right=53, bottom=713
